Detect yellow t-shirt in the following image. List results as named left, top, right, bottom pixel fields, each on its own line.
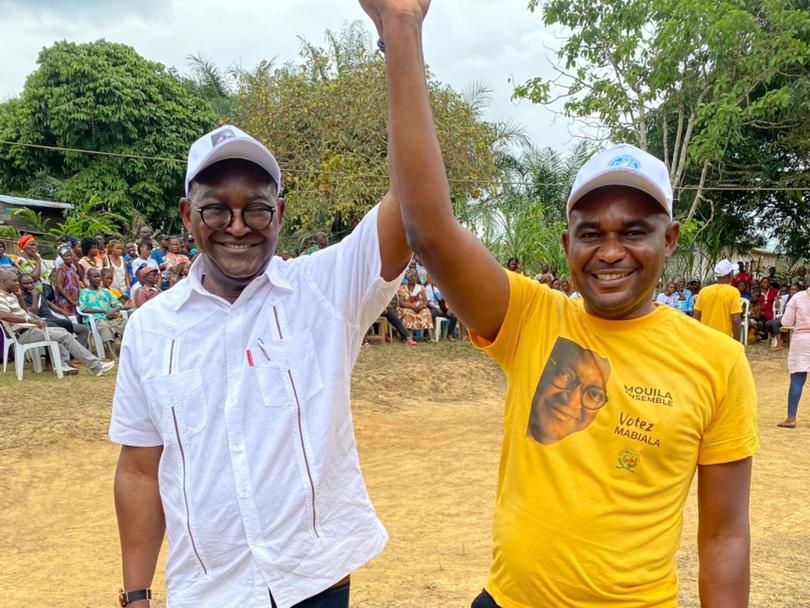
left=694, top=283, right=743, bottom=337
left=471, top=271, right=758, bottom=608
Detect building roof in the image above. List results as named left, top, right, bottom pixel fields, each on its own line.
left=0, top=194, right=73, bottom=210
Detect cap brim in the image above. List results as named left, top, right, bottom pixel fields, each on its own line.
left=567, top=167, right=671, bottom=218
left=185, top=138, right=281, bottom=196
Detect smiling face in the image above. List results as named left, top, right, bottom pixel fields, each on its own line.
left=24, top=241, right=37, bottom=257
left=125, top=243, right=137, bottom=258
left=180, top=159, right=283, bottom=293
left=760, top=277, right=771, bottom=292
left=562, top=186, right=680, bottom=320
left=528, top=337, right=611, bottom=445
left=20, top=273, right=35, bottom=292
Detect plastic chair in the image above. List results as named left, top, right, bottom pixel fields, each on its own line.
left=1, top=321, right=64, bottom=381
left=433, top=316, right=448, bottom=342
left=76, top=308, right=129, bottom=359
left=740, top=298, right=750, bottom=346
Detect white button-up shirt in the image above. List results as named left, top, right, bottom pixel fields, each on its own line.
left=109, top=206, right=402, bottom=608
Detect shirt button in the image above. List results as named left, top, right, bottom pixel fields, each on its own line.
left=239, top=488, right=248, bottom=499
left=232, top=442, right=244, bottom=453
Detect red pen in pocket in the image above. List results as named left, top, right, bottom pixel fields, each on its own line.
left=246, top=349, right=255, bottom=367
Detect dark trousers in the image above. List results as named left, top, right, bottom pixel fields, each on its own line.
left=384, top=307, right=409, bottom=340
left=471, top=589, right=500, bottom=608
left=271, top=583, right=349, bottom=608
left=430, top=305, right=457, bottom=338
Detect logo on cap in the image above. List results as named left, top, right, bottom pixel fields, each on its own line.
left=607, top=154, right=641, bottom=170
left=211, top=128, right=236, bottom=147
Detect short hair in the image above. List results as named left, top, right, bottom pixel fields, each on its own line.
left=81, top=237, right=97, bottom=257
left=137, top=239, right=152, bottom=254
left=100, top=267, right=113, bottom=279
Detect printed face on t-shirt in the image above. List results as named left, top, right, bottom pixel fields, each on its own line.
left=528, top=337, right=611, bottom=445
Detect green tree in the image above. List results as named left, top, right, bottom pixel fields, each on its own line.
left=234, top=22, right=511, bottom=250
left=515, top=0, right=810, bottom=222
left=0, top=40, right=216, bottom=232
left=472, top=142, right=593, bottom=276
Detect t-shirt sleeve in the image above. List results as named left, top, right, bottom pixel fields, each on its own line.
left=302, top=204, right=407, bottom=329
left=698, top=347, right=759, bottom=465
left=729, top=290, right=743, bottom=315
left=470, top=270, right=539, bottom=370
left=108, top=315, right=162, bottom=446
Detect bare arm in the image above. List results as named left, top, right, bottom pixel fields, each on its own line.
left=694, top=310, right=702, bottom=322
left=114, top=445, right=165, bottom=604
left=697, top=458, right=752, bottom=607
left=376, top=190, right=412, bottom=281
left=731, top=313, right=742, bottom=342
left=362, top=1, right=509, bottom=342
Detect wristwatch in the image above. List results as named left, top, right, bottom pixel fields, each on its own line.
left=118, top=588, right=151, bottom=606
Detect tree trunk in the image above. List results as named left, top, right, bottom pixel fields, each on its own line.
left=685, top=160, right=710, bottom=222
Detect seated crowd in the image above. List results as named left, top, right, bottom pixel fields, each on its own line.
left=0, top=229, right=200, bottom=376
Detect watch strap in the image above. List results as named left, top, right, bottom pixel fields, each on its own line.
left=119, top=588, right=151, bottom=606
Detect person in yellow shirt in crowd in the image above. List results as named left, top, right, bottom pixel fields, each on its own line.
left=694, top=260, right=744, bottom=338
left=361, top=1, right=759, bottom=605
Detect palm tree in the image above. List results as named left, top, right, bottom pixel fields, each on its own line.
left=466, top=143, right=592, bottom=276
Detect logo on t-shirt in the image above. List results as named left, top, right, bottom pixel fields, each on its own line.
left=616, top=449, right=640, bottom=473
left=528, top=337, right=611, bottom=445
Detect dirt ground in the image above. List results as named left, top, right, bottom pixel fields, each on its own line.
left=1, top=342, right=808, bottom=607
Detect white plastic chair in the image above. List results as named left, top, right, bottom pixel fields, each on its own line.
left=433, top=316, right=449, bottom=342
left=1, top=321, right=64, bottom=381
left=76, top=308, right=128, bottom=359
left=740, top=298, right=750, bottom=346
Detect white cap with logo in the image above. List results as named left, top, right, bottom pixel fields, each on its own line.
left=185, top=125, right=281, bottom=197
left=567, top=143, right=673, bottom=220
left=714, top=259, right=736, bottom=277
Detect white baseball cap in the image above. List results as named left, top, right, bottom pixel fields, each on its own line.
left=714, top=259, right=736, bottom=277
left=185, top=124, right=281, bottom=196
left=567, top=143, right=673, bottom=219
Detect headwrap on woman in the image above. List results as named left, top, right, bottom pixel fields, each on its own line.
left=17, top=234, right=35, bottom=251
left=57, top=243, right=73, bottom=257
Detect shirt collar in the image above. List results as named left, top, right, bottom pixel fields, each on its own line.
left=173, top=254, right=293, bottom=312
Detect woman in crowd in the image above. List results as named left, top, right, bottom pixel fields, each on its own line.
left=0, top=240, right=16, bottom=268
left=163, top=236, right=191, bottom=288
left=559, top=278, right=571, bottom=296
left=130, top=239, right=159, bottom=280
left=54, top=243, right=82, bottom=317
left=104, top=239, right=131, bottom=294
left=506, top=257, right=520, bottom=272
left=778, top=285, right=810, bottom=428
left=77, top=237, right=102, bottom=283
left=397, top=269, right=434, bottom=342
left=15, top=234, right=42, bottom=284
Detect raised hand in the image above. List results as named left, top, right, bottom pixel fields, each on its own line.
left=358, top=0, right=430, bottom=40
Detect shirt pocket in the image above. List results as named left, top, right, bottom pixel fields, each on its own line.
left=252, top=328, right=324, bottom=406
left=143, top=369, right=208, bottom=436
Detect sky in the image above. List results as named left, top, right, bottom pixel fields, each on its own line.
left=0, top=0, right=594, bottom=153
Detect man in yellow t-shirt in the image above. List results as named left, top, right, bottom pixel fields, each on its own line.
left=694, top=260, right=743, bottom=338
left=371, top=18, right=758, bottom=603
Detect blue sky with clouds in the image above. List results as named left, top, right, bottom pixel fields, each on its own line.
left=0, top=0, right=593, bottom=152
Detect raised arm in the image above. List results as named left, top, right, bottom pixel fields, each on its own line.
left=697, top=458, right=752, bottom=607
left=360, top=0, right=509, bottom=342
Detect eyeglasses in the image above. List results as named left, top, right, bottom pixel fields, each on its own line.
left=191, top=203, right=276, bottom=231
left=548, top=356, right=608, bottom=410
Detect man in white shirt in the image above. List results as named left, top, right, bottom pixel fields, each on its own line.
left=109, top=124, right=410, bottom=608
